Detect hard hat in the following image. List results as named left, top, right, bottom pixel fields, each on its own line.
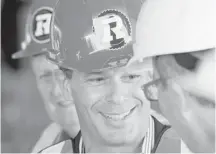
left=12, top=0, right=58, bottom=59
left=47, top=0, right=144, bottom=73
left=130, top=0, right=216, bottom=63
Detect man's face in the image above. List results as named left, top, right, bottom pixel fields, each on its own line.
left=31, top=54, right=79, bottom=137
left=71, top=60, right=152, bottom=145
left=154, top=53, right=215, bottom=152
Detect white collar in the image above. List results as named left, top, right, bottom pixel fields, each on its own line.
left=142, top=116, right=155, bottom=153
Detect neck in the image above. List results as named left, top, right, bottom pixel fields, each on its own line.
left=81, top=132, right=144, bottom=153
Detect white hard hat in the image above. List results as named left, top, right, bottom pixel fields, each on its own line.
left=131, top=0, right=216, bottom=62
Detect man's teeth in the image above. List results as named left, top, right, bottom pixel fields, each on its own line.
left=103, top=110, right=132, bottom=120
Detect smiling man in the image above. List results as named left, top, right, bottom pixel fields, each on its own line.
left=43, top=0, right=182, bottom=153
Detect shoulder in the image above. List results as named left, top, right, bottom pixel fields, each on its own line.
left=152, top=116, right=181, bottom=153
left=31, top=123, right=63, bottom=153
left=152, top=115, right=179, bottom=139
left=156, top=127, right=182, bottom=153
left=156, top=126, right=193, bottom=153
left=162, top=127, right=180, bottom=139
left=152, top=117, right=192, bottom=153
left=38, top=130, right=81, bottom=153
left=181, top=140, right=193, bottom=153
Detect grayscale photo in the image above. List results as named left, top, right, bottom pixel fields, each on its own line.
left=1, top=0, right=215, bottom=153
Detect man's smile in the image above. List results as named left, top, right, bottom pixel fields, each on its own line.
left=100, top=105, right=137, bottom=121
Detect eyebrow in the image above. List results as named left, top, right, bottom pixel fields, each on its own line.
left=83, top=71, right=104, bottom=78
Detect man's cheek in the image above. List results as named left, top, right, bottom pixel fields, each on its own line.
left=157, top=84, right=187, bottom=123
left=157, top=86, right=173, bottom=114
left=72, top=89, right=94, bottom=112
left=38, top=84, right=51, bottom=101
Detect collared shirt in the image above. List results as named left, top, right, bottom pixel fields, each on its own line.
left=39, top=116, right=182, bottom=153
left=76, top=116, right=155, bottom=154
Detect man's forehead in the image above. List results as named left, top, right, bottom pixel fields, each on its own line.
left=80, top=58, right=153, bottom=75
left=32, top=54, right=58, bottom=70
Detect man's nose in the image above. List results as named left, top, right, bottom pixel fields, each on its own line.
left=106, top=81, right=130, bottom=104
left=51, top=81, right=63, bottom=100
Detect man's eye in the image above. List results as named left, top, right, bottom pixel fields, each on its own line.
left=122, top=74, right=141, bottom=82
left=39, top=72, right=51, bottom=79
left=39, top=72, right=53, bottom=83
left=128, top=75, right=140, bottom=79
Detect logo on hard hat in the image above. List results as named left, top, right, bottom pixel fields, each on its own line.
left=31, top=7, right=53, bottom=44
left=85, top=9, right=132, bottom=54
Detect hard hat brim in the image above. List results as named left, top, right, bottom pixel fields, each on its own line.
left=12, top=49, right=48, bottom=59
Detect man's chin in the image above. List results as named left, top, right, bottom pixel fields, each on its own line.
left=99, top=130, right=139, bottom=146
left=95, top=119, right=141, bottom=146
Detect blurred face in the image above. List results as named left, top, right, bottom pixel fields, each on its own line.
left=70, top=60, right=152, bottom=147
left=31, top=54, right=79, bottom=138
left=153, top=53, right=215, bottom=153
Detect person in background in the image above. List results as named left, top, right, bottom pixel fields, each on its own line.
left=129, top=0, right=215, bottom=152
left=11, top=0, right=80, bottom=152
